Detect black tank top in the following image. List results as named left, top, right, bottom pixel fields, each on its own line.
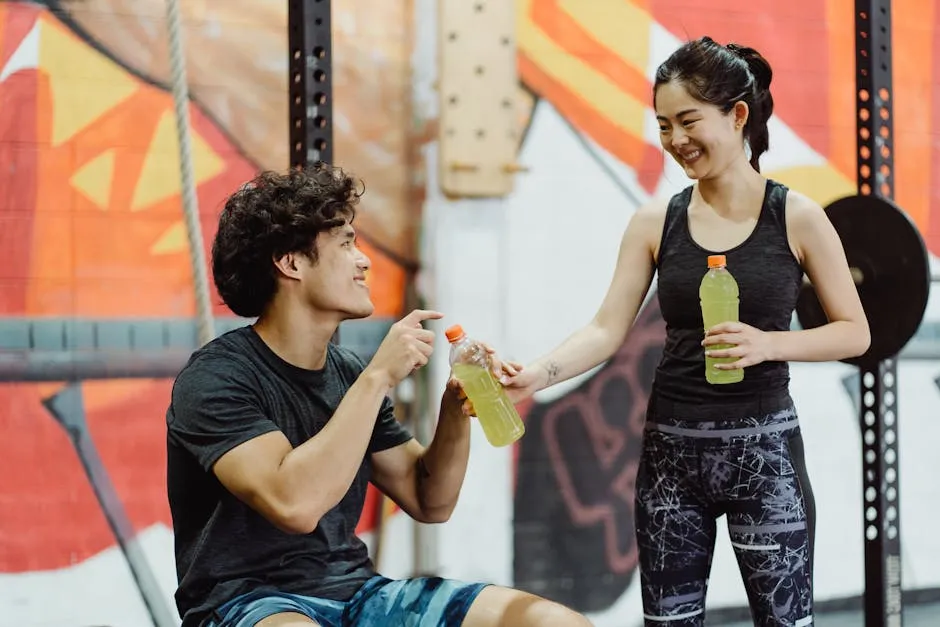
left=652, top=179, right=804, bottom=407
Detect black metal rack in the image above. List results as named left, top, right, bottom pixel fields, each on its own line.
left=854, top=2, right=903, bottom=625
left=288, top=0, right=333, bottom=169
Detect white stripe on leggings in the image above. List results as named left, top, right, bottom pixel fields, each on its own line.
left=730, top=540, right=781, bottom=551
left=643, top=608, right=704, bottom=622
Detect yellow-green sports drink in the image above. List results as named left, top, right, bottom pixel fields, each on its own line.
left=451, top=362, right=524, bottom=447
left=699, top=254, right=744, bottom=384
left=446, top=324, right=525, bottom=447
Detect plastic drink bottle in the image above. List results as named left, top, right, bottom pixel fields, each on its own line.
left=699, top=254, right=744, bottom=384
left=445, top=325, right=525, bottom=447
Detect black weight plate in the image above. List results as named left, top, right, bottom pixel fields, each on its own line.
left=795, top=194, right=930, bottom=368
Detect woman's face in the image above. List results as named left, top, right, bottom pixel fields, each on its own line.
left=654, top=80, right=748, bottom=180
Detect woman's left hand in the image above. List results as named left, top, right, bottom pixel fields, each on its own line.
left=702, top=322, right=775, bottom=370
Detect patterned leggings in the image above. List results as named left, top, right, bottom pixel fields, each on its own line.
left=635, top=394, right=815, bottom=626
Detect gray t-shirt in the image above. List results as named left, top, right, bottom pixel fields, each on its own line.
left=166, top=326, right=412, bottom=626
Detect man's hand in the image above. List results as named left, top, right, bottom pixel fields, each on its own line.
left=365, top=309, right=444, bottom=389
left=441, top=376, right=474, bottom=419
left=444, top=342, right=525, bottom=417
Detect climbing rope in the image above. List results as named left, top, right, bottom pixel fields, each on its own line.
left=165, top=0, right=215, bottom=347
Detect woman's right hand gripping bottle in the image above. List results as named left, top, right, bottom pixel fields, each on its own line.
left=445, top=325, right=526, bottom=447
left=699, top=254, right=744, bottom=384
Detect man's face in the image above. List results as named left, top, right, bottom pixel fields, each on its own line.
left=298, top=221, right=375, bottom=321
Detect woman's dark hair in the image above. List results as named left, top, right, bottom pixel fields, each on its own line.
left=211, top=163, right=363, bottom=318
left=654, top=36, right=774, bottom=172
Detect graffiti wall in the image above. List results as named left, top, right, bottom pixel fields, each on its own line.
left=0, top=1, right=416, bottom=624
left=1, top=0, right=938, bottom=626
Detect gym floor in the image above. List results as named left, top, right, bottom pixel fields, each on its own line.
left=720, top=602, right=940, bottom=626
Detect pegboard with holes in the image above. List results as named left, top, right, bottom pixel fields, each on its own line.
left=438, top=0, right=523, bottom=198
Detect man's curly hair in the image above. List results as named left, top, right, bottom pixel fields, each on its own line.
left=211, top=164, right=363, bottom=318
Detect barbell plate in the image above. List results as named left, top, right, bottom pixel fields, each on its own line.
left=795, top=194, right=930, bottom=368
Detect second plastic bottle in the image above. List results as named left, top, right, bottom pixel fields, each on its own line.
left=445, top=325, right=525, bottom=447
left=699, top=254, right=744, bottom=384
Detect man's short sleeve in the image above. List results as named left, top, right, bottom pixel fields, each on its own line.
left=338, top=346, right=414, bottom=453
left=368, top=396, right=414, bottom=454
left=167, top=353, right=281, bottom=472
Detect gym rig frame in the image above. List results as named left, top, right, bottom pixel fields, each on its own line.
left=288, top=0, right=333, bottom=170
left=855, top=2, right=902, bottom=625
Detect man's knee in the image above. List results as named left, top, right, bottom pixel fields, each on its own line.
left=463, top=586, right=593, bottom=627
left=525, top=600, right=592, bottom=627
left=255, top=611, right=321, bottom=626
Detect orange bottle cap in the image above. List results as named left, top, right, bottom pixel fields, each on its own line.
left=444, top=325, right=465, bottom=343
left=707, top=254, right=727, bottom=268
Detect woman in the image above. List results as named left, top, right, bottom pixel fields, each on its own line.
left=502, top=36, right=870, bottom=626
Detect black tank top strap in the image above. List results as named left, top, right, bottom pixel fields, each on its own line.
left=656, top=185, right=693, bottom=270
left=759, top=180, right=794, bottom=249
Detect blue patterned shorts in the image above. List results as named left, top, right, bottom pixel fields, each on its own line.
left=206, top=576, right=489, bottom=627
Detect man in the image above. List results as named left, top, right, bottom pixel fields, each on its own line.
left=166, top=164, right=592, bottom=627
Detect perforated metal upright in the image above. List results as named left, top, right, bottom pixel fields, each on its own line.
left=288, top=0, right=333, bottom=169
left=288, top=0, right=337, bottom=342
left=855, top=2, right=903, bottom=625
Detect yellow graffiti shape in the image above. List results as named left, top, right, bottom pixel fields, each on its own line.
left=516, top=0, right=646, bottom=138
left=767, top=164, right=856, bottom=209
left=150, top=221, right=188, bottom=256
left=131, top=109, right=226, bottom=212
left=557, top=0, right=651, bottom=71
left=38, top=16, right=140, bottom=147
left=70, top=149, right=116, bottom=209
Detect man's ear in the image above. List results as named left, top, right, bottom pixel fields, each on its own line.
left=272, top=252, right=302, bottom=279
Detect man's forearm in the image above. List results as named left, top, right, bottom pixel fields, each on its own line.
left=277, top=370, right=390, bottom=525
left=415, top=409, right=471, bottom=522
